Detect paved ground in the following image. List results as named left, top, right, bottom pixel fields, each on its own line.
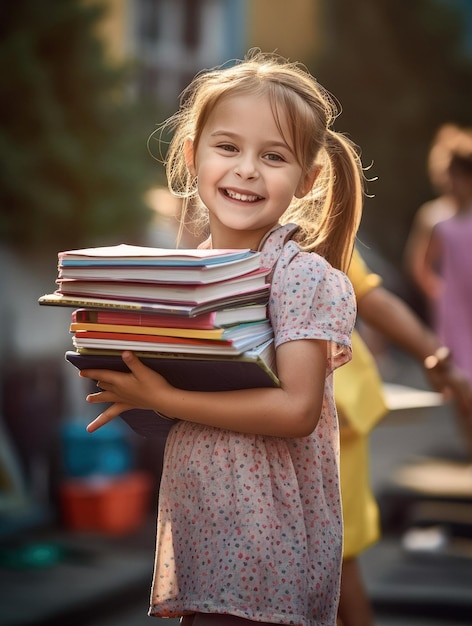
left=1, top=353, right=472, bottom=626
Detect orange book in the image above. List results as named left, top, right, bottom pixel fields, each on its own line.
left=72, top=326, right=274, bottom=356
left=69, top=320, right=272, bottom=342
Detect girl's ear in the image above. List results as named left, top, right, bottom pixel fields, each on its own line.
left=295, top=165, right=321, bottom=198
left=184, top=137, right=197, bottom=177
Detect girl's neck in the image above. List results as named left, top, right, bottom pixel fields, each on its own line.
left=209, top=235, right=260, bottom=251
left=209, top=224, right=281, bottom=251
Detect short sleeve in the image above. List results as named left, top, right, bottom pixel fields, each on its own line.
left=269, top=242, right=357, bottom=374
left=348, top=248, right=382, bottom=301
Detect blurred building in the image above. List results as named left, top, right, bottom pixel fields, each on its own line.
left=85, top=0, right=323, bottom=108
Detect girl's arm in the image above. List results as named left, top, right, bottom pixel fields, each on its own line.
left=81, top=338, right=327, bottom=438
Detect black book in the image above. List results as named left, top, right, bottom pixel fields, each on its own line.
left=65, top=339, right=278, bottom=438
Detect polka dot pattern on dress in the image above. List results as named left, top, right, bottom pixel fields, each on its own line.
left=149, top=223, right=356, bottom=626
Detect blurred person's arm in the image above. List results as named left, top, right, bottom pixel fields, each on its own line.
left=403, top=197, right=454, bottom=300
left=403, top=202, right=436, bottom=298
left=357, top=282, right=471, bottom=416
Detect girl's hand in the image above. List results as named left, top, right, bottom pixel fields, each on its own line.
left=79, top=351, right=171, bottom=432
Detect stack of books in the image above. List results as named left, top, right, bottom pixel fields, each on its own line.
left=39, top=244, right=279, bottom=437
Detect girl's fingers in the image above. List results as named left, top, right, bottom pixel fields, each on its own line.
left=80, top=354, right=144, bottom=394
left=80, top=353, right=150, bottom=433
left=80, top=369, right=106, bottom=381
left=121, top=350, right=141, bottom=371
left=86, top=403, right=132, bottom=432
left=86, top=390, right=115, bottom=403
left=87, top=412, right=113, bottom=433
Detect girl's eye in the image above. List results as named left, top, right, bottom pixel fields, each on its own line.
left=265, top=153, right=284, bottom=162
left=218, top=144, right=237, bottom=152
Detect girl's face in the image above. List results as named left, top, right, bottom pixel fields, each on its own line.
left=185, top=92, right=316, bottom=249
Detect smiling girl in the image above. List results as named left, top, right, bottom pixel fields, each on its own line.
left=80, top=50, right=364, bottom=625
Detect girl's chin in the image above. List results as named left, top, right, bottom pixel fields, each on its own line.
left=211, top=216, right=268, bottom=233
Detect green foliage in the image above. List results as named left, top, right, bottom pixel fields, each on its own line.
left=0, top=0, right=163, bottom=252
left=314, top=0, right=472, bottom=268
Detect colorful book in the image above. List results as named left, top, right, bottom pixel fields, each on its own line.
left=58, top=244, right=255, bottom=267
left=70, top=319, right=272, bottom=342
left=72, top=326, right=274, bottom=355
left=70, top=304, right=268, bottom=329
left=56, top=268, right=269, bottom=304
left=58, top=254, right=262, bottom=284
left=42, top=245, right=278, bottom=440
left=38, top=287, right=270, bottom=317
left=65, top=339, right=279, bottom=438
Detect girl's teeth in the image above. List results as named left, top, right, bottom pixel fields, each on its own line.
left=226, top=190, right=259, bottom=202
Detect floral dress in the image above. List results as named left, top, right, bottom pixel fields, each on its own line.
left=149, top=223, right=356, bottom=626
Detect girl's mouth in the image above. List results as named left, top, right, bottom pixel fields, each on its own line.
left=223, top=189, right=263, bottom=203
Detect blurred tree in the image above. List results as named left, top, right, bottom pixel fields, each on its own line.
left=314, top=0, right=472, bottom=270
left=0, top=0, right=163, bottom=252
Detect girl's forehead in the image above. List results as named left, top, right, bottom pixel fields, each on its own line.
left=212, top=90, right=270, bottom=113
left=204, top=91, right=291, bottom=134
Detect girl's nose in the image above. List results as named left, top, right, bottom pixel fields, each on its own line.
left=234, top=155, right=259, bottom=179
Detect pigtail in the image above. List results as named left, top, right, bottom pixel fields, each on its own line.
left=283, top=128, right=364, bottom=273
left=313, top=130, right=364, bottom=273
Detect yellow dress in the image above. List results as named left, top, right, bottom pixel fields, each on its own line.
left=335, top=249, right=388, bottom=559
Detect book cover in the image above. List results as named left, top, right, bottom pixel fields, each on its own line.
left=56, top=268, right=270, bottom=304
left=65, top=340, right=279, bottom=438
left=38, top=287, right=270, bottom=317
left=70, top=319, right=272, bottom=342
left=59, top=254, right=262, bottom=284
left=72, top=327, right=274, bottom=355
left=70, top=303, right=269, bottom=329
left=59, top=244, right=255, bottom=267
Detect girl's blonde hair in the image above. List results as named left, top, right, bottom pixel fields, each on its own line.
left=152, top=49, right=364, bottom=272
